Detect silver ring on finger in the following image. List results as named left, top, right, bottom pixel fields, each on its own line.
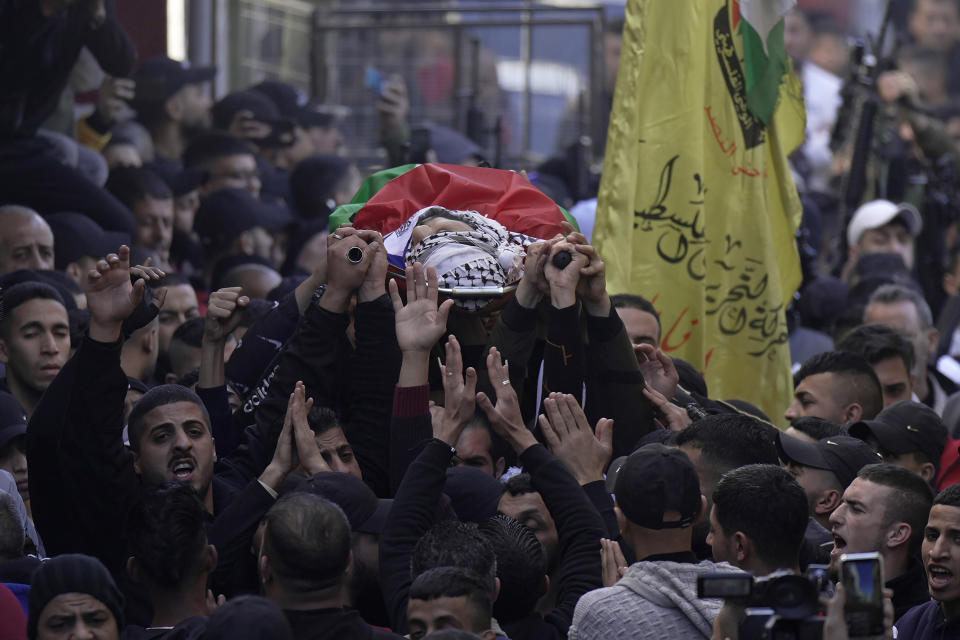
left=346, top=246, right=364, bottom=264
left=331, top=233, right=343, bottom=240
left=501, top=379, right=511, bottom=386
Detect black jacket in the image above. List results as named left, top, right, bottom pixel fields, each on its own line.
left=0, top=0, right=135, bottom=140
left=26, top=335, right=276, bottom=622
left=219, top=294, right=400, bottom=498
left=500, top=444, right=605, bottom=640
left=284, top=608, right=402, bottom=640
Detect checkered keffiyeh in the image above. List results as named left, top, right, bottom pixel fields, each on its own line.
left=405, top=208, right=537, bottom=311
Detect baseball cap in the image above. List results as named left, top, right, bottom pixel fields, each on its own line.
left=0, top=391, right=26, bottom=450
left=193, top=188, right=293, bottom=250
left=607, top=443, right=702, bottom=529
left=132, top=55, right=217, bottom=105
left=147, top=162, right=206, bottom=198
left=46, top=213, right=131, bottom=270
left=299, top=472, right=392, bottom=534
left=777, top=432, right=882, bottom=489
left=444, top=466, right=502, bottom=523
left=849, top=400, right=948, bottom=465
left=251, top=80, right=336, bottom=129
left=846, top=200, right=922, bottom=247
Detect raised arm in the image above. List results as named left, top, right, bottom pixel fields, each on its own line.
left=198, top=287, right=249, bottom=457
left=380, top=264, right=466, bottom=631
left=28, top=247, right=164, bottom=568
left=344, top=231, right=402, bottom=497
left=218, top=231, right=372, bottom=487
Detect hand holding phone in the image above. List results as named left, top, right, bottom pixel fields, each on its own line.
left=840, top=552, right=885, bottom=637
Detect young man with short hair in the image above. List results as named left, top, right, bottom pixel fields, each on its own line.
left=0, top=282, right=70, bottom=417
left=894, top=483, right=960, bottom=637
left=674, top=413, right=779, bottom=559
left=785, top=350, right=884, bottom=424
left=407, top=567, right=497, bottom=640
left=837, top=323, right=917, bottom=407
left=124, top=483, right=217, bottom=634
left=105, top=166, right=175, bottom=270
left=611, top=293, right=661, bottom=349
left=829, top=464, right=934, bottom=619
left=708, top=464, right=808, bottom=576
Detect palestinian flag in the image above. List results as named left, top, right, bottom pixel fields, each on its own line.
left=737, top=0, right=795, bottom=125
left=329, top=163, right=576, bottom=256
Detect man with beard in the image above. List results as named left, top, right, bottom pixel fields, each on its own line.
left=131, top=55, right=216, bottom=172
left=25, top=247, right=299, bottom=622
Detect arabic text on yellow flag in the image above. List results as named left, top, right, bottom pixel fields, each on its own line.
left=593, top=0, right=806, bottom=424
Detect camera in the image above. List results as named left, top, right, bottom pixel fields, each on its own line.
left=698, top=567, right=830, bottom=640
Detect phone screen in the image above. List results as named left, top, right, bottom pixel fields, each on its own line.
left=841, top=554, right=884, bottom=637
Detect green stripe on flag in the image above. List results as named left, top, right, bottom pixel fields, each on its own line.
left=740, top=18, right=788, bottom=126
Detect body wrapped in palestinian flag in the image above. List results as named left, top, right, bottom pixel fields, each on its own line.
left=329, top=163, right=574, bottom=312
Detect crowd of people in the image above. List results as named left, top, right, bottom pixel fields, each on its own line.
left=9, top=0, right=960, bottom=639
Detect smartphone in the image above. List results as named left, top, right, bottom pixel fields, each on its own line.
left=840, top=552, right=885, bottom=637
left=365, top=67, right=385, bottom=97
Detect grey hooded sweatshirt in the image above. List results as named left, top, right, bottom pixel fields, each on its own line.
left=568, top=559, right=743, bottom=640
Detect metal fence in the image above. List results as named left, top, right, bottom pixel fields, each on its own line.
left=228, top=1, right=608, bottom=171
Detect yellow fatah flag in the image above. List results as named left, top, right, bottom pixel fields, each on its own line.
left=594, top=0, right=806, bottom=424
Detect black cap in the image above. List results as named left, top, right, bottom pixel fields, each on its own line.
left=607, top=443, right=701, bottom=529
left=0, top=391, right=26, bottom=450
left=146, top=162, right=206, bottom=198
left=300, top=472, right=392, bottom=534
left=777, top=432, right=882, bottom=489
left=849, top=400, right=948, bottom=464
left=212, top=90, right=285, bottom=129
left=251, top=80, right=336, bottom=129
left=46, top=213, right=131, bottom=270
left=194, top=188, right=293, bottom=250
left=132, top=55, right=216, bottom=105
left=444, top=466, right=502, bottom=523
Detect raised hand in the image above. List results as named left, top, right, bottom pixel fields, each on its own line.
left=355, top=229, right=387, bottom=303
left=96, top=76, right=135, bottom=125
left=635, top=344, right=679, bottom=400
left=320, top=226, right=372, bottom=313
left=544, top=241, right=588, bottom=308
left=435, top=335, right=478, bottom=446
left=572, top=243, right=609, bottom=316
left=289, top=381, right=331, bottom=476
left=477, top=347, right=537, bottom=454
left=516, top=236, right=562, bottom=308
left=85, top=247, right=165, bottom=342
left=260, top=388, right=301, bottom=491
left=204, top=287, right=250, bottom=344
left=390, top=262, right=454, bottom=355
left=601, top=538, right=628, bottom=587
left=643, top=384, right=691, bottom=432
left=539, top=393, right=613, bottom=485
